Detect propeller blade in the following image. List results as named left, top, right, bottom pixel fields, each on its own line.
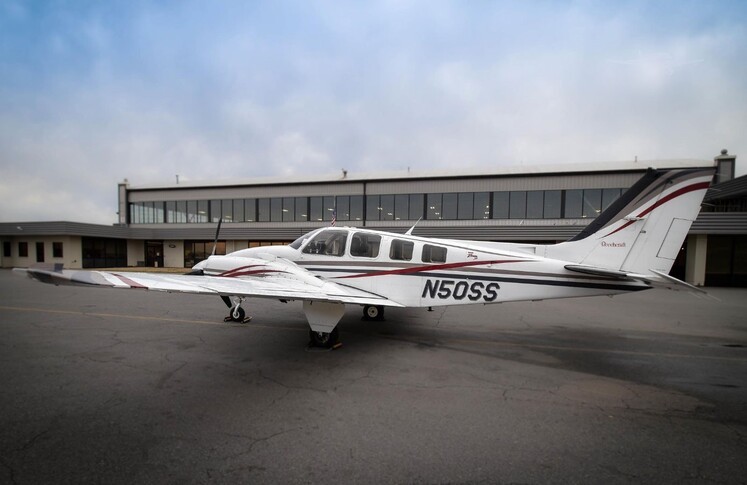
left=211, top=218, right=223, bottom=256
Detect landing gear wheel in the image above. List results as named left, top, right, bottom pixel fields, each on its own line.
left=225, top=306, right=246, bottom=323
left=308, top=327, right=340, bottom=349
left=363, top=305, right=385, bottom=321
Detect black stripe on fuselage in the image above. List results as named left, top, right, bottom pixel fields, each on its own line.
left=306, top=267, right=649, bottom=292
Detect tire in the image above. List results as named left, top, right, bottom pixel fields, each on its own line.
left=363, top=305, right=384, bottom=321
left=309, top=327, right=340, bottom=348
left=231, top=306, right=246, bottom=322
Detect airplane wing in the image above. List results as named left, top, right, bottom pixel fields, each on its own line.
left=564, top=264, right=706, bottom=293
left=14, top=259, right=403, bottom=308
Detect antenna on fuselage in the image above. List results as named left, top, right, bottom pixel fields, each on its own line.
left=405, top=218, right=421, bottom=236
left=211, top=218, right=223, bottom=256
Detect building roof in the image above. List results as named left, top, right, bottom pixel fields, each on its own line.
left=705, top=173, right=747, bottom=201
left=126, top=159, right=714, bottom=191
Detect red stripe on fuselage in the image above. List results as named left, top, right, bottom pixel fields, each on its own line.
left=223, top=270, right=285, bottom=278
left=334, top=259, right=529, bottom=279
left=218, top=264, right=266, bottom=277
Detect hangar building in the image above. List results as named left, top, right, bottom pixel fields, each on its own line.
left=1, top=151, right=745, bottom=287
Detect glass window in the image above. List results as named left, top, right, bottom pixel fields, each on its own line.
left=187, top=200, right=197, bottom=223
left=233, top=199, right=244, bottom=222
left=350, top=232, right=381, bottom=258
left=310, top=197, right=323, bottom=221
left=323, top=196, right=336, bottom=221
left=350, top=195, right=363, bottom=221
left=544, top=190, right=561, bottom=218
left=492, top=192, right=509, bottom=219
left=3, top=241, right=10, bottom=257
left=222, top=199, right=233, bottom=222
left=129, top=203, right=138, bottom=224
left=394, top=194, right=409, bottom=220
left=409, top=194, right=424, bottom=220
left=582, top=189, right=602, bottom=218
left=526, top=191, right=544, bottom=219
left=295, top=197, right=307, bottom=221
left=366, top=195, right=380, bottom=221
left=155, top=202, right=164, bottom=223
left=18, top=242, right=28, bottom=257
left=166, top=201, right=176, bottom=223
left=271, top=197, right=283, bottom=222
left=282, top=197, right=295, bottom=222
left=380, top=195, right=394, bottom=221
left=458, top=193, right=473, bottom=220
left=422, top=244, right=447, bottom=263
left=210, top=199, right=222, bottom=222
left=602, top=188, right=621, bottom=212
left=290, top=230, right=318, bottom=249
left=244, top=199, right=256, bottom=222
left=474, top=192, right=490, bottom=219
left=176, top=201, right=187, bottom=223
left=389, top=239, right=414, bottom=261
left=427, top=193, right=442, bottom=219
left=301, top=230, right=348, bottom=257
left=197, top=200, right=208, bottom=222
left=35, top=242, right=44, bottom=263
left=53, top=242, right=63, bottom=258
left=258, top=198, right=270, bottom=222
left=442, top=193, right=457, bottom=220
left=564, top=190, right=583, bottom=218
left=337, top=196, right=350, bottom=221
left=509, top=191, right=527, bottom=219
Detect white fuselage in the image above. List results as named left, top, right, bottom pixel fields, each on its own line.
left=198, top=227, right=650, bottom=308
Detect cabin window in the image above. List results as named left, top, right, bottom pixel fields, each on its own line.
left=422, top=244, right=447, bottom=263
left=390, top=239, right=414, bottom=261
left=350, top=233, right=381, bottom=258
left=302, top=230, right=348, bottom=257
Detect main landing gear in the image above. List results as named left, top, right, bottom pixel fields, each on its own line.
left=362, top=305, right=385, bottom=321
left=222, top=296, right=252, bottom=323
left=308, top=327, right=340, bottom=349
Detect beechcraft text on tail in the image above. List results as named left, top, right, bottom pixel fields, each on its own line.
left=16, top=166, right=716, bottom=348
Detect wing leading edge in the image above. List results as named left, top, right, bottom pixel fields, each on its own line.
left=14, top=259, right=403, bottom=308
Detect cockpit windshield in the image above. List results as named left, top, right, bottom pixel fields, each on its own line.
left=301, top=229, right=349, bottom=257
left=289, top=230, right=320, bottom=250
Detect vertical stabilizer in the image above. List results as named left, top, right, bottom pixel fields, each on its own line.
left=547, top=166, right=715, bottom=275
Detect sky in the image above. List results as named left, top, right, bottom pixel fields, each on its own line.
left=1, top=0, right=746, bottom=224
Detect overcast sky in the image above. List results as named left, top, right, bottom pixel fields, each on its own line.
left=1, top=0, right=745, bottom=224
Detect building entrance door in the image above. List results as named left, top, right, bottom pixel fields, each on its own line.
left=145, top=241, right=164, bottom=268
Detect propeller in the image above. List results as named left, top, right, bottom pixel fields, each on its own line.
left=184, top=217, right=222, bottom=276
left=211, top=217, right=223, bottom=256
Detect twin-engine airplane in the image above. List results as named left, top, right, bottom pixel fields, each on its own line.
left=17, top=166, right=715, bottom=348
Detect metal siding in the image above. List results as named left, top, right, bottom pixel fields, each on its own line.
left=691, top=212, right=747, bottom=234
left=128, top=183, right=364, bottom=202
left=365, top=173, right=642, bottom=194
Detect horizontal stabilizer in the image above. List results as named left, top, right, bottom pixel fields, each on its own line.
left=648, top=269, right=707, bottom=294
left=564, top=264, right=631, bottom=279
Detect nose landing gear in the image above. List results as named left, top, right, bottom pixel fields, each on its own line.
left=308, top=327, right=340, bottom=349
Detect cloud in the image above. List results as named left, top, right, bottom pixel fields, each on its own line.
left=1, top=0, right=746, bottom=223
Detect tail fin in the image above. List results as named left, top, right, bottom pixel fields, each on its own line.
left=547, top=166, right=715, bottom=275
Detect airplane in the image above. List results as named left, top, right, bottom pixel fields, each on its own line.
left=16, top=165, right=715, bottom=349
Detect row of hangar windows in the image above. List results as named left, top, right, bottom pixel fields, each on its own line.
left=129, top=188, right=626, bottom=224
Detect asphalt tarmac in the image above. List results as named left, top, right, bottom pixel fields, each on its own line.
left=0, top=268, right=745, bottom=484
